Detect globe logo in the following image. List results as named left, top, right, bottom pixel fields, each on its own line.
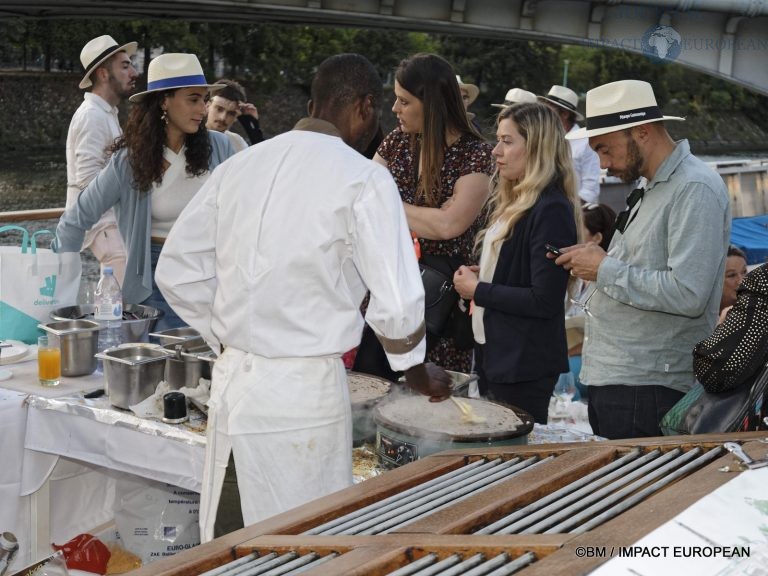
left=641, top=25, right=682, bottom=62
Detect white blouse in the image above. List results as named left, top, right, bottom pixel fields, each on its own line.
left=151, top=146, right=211, bottom=238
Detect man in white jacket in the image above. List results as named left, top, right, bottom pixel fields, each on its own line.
left=156, top=53, right=451, bottom=541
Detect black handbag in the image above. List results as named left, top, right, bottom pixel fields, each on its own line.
left=660, top=362, right=768, bottom=436
left=419, top=255, right=459, bottom=337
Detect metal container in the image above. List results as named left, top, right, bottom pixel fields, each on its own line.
left=95, top=345, right=173, bottom=409
left=162, top=338, right=216, bottom=390
left=50, top=304, right=164, bottom=344
left=150, top=326, right=201, bottom=346
left=348, top=371, right=391, bottom=446
left=38, top=320, right=101, bottom=376
left=374, top=394, right=533, bottom=468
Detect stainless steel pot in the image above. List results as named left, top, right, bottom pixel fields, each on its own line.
left=162, top=338, right=216, bottom=390
left=38, top=320, right=101, bottom=376
left=50, top=304, right=164, bottom=344
left=150, top=326, right=201, bottom=346
left=95, top=345, right=173, bottom=409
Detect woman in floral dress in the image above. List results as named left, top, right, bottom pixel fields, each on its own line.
left=373, top=53, right=494, bottom=373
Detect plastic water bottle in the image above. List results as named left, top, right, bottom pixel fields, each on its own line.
left=94, top=267, right=123, bottom=361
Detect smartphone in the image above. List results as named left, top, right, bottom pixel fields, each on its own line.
left=545, top=243, right=563, bottom=256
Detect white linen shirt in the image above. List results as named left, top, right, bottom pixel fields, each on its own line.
left=567, top=124, right=601, bottom=204
left=156, top=122, right=426, bottom=369
left=65, top=92, right=121, bottom=234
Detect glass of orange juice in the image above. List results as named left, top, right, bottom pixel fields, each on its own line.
left=38, top=335, right=61, bottom=387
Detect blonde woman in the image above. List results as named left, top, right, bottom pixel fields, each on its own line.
left=453, top=103, right=581, bottom=423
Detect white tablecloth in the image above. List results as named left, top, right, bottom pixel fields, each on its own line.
left=0, top=353, right=205, bottom=570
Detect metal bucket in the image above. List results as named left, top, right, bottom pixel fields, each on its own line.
left=348, top=371, right=391, bottom=446
left=50, top=304, right=164, bottom=344
left=150, top=326, right=201, bottom=346
left=38, top=320, right=101, bottom=376
left=373, top=393, right=533, bottom=468
left=162, top=338, right=216, bottom=390
left=95, top=345, right=173, bottom=409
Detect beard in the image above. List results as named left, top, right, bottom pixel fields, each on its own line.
left=109, top=72, right=134, bottom=100
left=609, top=136, right=643, bottom=184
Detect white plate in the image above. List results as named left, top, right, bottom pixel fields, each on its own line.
left=0, top=340, right=29, bottom=365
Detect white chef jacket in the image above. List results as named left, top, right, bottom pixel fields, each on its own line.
left=65, top=93, right=123, bottom=245
left=156, top=118, right=427, bottom=540
left=567, top=124, right=601, bottom=204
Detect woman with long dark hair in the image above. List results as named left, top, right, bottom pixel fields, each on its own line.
left=360, top=53, right=493, bottom=375
left=453, top=103, right=581, bottom=423
left=55, top=53, right=234, bottom=329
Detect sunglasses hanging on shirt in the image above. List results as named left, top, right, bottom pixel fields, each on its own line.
left=614, top=187, right=644, bottom=234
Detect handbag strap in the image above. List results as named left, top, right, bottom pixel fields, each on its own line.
left=0, top=225, right=31, bottom=253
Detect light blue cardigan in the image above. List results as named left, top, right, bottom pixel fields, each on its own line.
left=54, top=130, right=234, bottom=304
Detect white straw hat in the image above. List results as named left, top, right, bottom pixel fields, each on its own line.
left=538, top=85, right=584, bottom=121
left=456, top=75, right=479, bottom=106
left=79, top=35, right=137, bottom=90
left=491, top=88, right=537, bottom=108
left=566, top=79, right=685, bottom=139
left=129, top=53, right=224, bottom=103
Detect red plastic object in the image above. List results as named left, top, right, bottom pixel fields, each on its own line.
left=52, top=533, right=111, bottom=574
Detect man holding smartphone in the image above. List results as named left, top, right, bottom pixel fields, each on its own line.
left=553, top=80, right=730, bottom=440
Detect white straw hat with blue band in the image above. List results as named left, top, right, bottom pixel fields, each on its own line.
left=129, top=53, right=224, bottom=103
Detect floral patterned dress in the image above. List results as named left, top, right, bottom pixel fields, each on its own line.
left=377, top=128, right=494, bottom=372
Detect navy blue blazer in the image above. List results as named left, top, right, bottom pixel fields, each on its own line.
left=473, top=183, right=577, bottom=383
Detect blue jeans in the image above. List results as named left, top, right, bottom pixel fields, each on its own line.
left=141, top=242, right=185, bottom=332
left=587, top=384, right=684, bottom=440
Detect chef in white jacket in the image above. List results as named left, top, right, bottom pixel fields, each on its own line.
left=156, top=53, right=452, bottom=541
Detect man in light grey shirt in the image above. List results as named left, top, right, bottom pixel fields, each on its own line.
left=66, top=35, right=138, bottom=287
left=554, top=80, right=730, bottom=439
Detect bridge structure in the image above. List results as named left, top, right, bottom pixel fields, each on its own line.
left=1, top=0, right=767, bottom=95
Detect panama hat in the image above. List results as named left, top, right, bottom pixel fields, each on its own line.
left=538, top=85, right=584, bottom=121
left=491, top=88, right=537, bottom=108
left=79, top=35, right=137, bottom=90
left=566, top=79, right=685, bottom=140
left=129, top=53, right=224, bottom=103
left=456, top=75, right=479, bottom=106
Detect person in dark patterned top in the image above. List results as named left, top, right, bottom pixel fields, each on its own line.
left=371, top=53, right=494, bottom=373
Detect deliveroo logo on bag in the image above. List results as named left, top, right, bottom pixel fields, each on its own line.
left=35, top=274, right=59, bottom=305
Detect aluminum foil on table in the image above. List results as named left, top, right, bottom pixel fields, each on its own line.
left=25, top=393, right=207, bottom=447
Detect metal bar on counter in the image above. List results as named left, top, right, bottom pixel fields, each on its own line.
left=384, top=554, right=440, bottom=576
left=206, top=552, right=294, bottom=576
left=402, top=456, right=555, bottom=528
left=235, top=552, right=300, bottom=576
left=488, top=448, right=657, bottom=535
left=257, top=552, right=320, bottom=575
left=544, top=447, right=703, bottom=534
left=429, top=553, right=487, bottom=576
left=361, top=456, right=547, bottom=535
left=305, top=458, right=495, bottom=535
left=570, top=446, right=724, bottom=534
left=485, top=552, right=537, bottom=575
left=198, top=553, right=263, bottom=576
left=321, top=459, right=516, bottom=536
left=289, top=552, right=339, bottom=574
left=463, top=553, right=517, bottom=576
left=521, top=448, right=682, bottom=534
left=408, top=553, right=464, bottom=576
left=476, top=448, right=643, bottom=535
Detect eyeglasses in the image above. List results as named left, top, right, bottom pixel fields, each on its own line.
left=569, top=285, right=598, bottom=318
left=614, top=187, right=644, bottom=235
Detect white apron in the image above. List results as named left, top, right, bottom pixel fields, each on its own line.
left=199, top=349, right=352, bottom=541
